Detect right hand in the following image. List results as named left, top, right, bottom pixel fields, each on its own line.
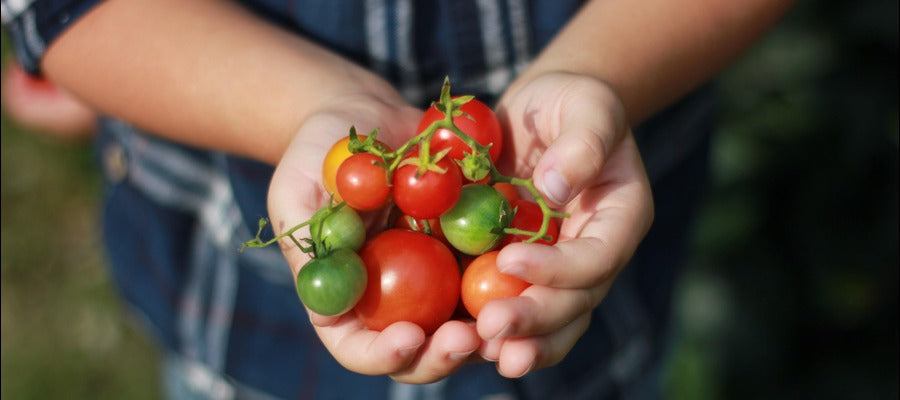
left=266, top=90, right=484, bottom=384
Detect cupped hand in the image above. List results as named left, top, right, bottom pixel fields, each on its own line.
left=482, top=72, right=655, bottom=377
left=267, top=92, right=481, bottom=383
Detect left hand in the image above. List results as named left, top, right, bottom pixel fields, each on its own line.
left=478, top=72, right=655, bottom=377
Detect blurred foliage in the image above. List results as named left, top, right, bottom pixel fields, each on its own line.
left=664, top=1, right=898, bottom=399
left=1, top=1, right=897, bottom=399
left=1, top=35, right=161, bottom=398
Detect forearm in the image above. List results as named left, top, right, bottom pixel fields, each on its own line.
left=41, top=0, right=397, bottom=164
left=514, top=0, right=793, bottom=124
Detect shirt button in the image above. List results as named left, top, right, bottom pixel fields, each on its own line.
left=102, top=143, right=127, bottom=183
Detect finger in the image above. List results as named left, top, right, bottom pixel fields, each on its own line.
left=498, top=138, right=653, bottom=289
left=531, top=80, right=626, bottom=206
left=475, top=284, right=609, bottom=340
left=492, top=312, right=592, bottom=378
left=267, top=143, right=332, bottom=277
left=388, top=320, right=482, bottom=384
left=314, top=319, right=427, bottom=375
left=267, top=171, right=325, bottom=276
left=478, top=335, right=503, bottom=362
left=307, top=309, right=342, bottom=327
left=496, top=239, right=619, bottom=290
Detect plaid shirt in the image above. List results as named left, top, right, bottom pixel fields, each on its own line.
left=3, top=1, right=715, bottom=399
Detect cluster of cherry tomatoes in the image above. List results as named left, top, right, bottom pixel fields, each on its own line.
left=244, top=79, right=565, bottom=335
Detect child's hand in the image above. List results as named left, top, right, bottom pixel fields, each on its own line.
left=266, top=91, right=483, bottom=384
left=1, top=60, right=96, bottom=139
left=482, top=72, right=655, bottom=377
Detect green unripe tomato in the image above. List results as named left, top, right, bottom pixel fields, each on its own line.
left=440, top=184, right=512, bottom=255
left=296, top=248, right=367, bottom=316
left=310, top=204, right=366, bottom=252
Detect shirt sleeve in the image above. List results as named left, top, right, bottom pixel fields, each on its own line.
left=1, top=0, right=103, bottom=75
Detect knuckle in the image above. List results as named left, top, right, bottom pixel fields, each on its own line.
left=578, top=238, right=617, bottom=287
left=577, top=289, right=597, bottom=315
left=571, top=132, right=608, bottom=175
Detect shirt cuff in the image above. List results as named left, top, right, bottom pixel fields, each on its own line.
left=2, top=0, right=103, bottom=75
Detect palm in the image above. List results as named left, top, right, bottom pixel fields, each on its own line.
left=267, top=97, right=481, bottom=383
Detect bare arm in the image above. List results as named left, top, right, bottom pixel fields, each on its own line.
left=41, top=0, right=402, bottom=164
left=514, top=0, right=794, bottom=124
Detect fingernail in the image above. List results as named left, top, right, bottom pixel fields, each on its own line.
left=490, top=322, right=513, bottom=340
left=448, top=350, right=475, bottom=362
left=397, top=344, right=422, bottom=359
left=541, top=169, right=571, bottom=205
left=498, top=263, right=524, bottom=277
left=479, top=340, right=501, bottom=362
left=510, top=359, right=536, bottom=378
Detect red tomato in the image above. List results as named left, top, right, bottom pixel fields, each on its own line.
left=355, top=229, right=461, bottom=335
left=492, top=182, right=520, bottom=205
left=392, top=156, right=462, bottom=219
left=460, top=251, right=530, bottom=318
left=417, top=98, right=503, bottom=163
left=502, top=199, right=559, bottom=246
left=322, top=135, right=389, bottom=202
left=336, top=153, right=390, bottom=211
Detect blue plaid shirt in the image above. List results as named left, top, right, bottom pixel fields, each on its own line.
left=3, top=1, right=715, bottom=399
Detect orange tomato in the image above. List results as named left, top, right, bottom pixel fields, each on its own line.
left=460, top=251, right=530, bottom=318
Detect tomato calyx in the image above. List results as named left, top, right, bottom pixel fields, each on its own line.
left=346, top=126, right=391, bottom=158
left=457, top=151, right=492, bottom=182
left=428, top=78, right=494, bottom=181
left=398, top=147, right=453, bottom=176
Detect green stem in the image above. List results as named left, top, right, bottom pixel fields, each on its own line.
left=350, top=77, right=570, bottom=244
left=240, top=218, right=310, bottom=251
left=239, top=202, right=348, bottom=257
left=498, top=175, right=570, bottom=243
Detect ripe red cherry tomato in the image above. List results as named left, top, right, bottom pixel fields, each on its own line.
left=336, top=153, right=390, bottom=211
left=417, top=97, right=503, bottom=163
left=492, top=182, right=520, bottom=205
left=460, top=251, right=530, bottom=318
left=502, top=199, right=559, bottom=246
left=322, top=135, right=389, bottom=202
left=392, top=156, right=462, bottom=219
left=354, top=229, right=461, bottom=335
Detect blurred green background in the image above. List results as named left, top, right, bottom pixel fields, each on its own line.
left=1, top=36, right=162, bottom=400
left=2, top=1, right=897, bottom=399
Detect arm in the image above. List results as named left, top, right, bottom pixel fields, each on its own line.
left=514, top=0, right=794, bottom=124
left=41, top=0, right=403, bottom=164
left=486, top=0, right=793, bottom=377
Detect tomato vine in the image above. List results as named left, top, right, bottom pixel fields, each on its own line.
left=347, top=77, right=568, bottom=243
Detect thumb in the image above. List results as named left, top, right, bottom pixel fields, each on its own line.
left=268, top=156, right=351, bottom=327
left=532, top=83, right=627, bottom=206
left=266, top=137, right=332, bottom=277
